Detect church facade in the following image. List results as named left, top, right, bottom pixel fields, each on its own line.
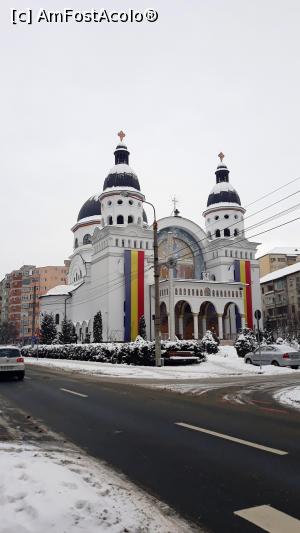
left=40, top=136, right=262, bottom=342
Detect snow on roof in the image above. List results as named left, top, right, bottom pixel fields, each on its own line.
left=211, top=181, right=236, bottom=194
left=108, top=164, right=137, bottom=175
left=260, top=262, right=300, bottom=284
left=263, top=246, right=300, bottom=256
left=43, top=283, right=83, bottom=297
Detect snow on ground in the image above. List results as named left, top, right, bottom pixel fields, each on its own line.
left=25, top=346, right=300, bottom=381
left=274, top=386, right=300, bottom=411
left=0, top=443, right=193, bottom=533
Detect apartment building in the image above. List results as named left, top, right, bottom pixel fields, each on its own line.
left=260, top=262, right=300, bottom=336
left=258, top=247, right=300, bottom=277
left=0, top=264, right=69, bottom=343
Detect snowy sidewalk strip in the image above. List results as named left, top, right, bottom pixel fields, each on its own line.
left=25, top=345, right=299, bottom=382
left=0, top=442, right=196, bottom=533
left=274, top=386, right=300, bottom=411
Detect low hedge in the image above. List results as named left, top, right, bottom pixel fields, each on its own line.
left=21, top=339, right=206, bottom=366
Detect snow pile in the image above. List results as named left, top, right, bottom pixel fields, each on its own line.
left=274, top=386, right=300, bottom=411
left=0, top=443, right=192, bottom=533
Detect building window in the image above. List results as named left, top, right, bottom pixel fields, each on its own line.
left=108, top=215, right=113, bottom=225
left=224, top=214, right=229, bottom=219
left=225, top=250, right=228, bottom=257
left=146, top=242, right=149, bottom=250
left=134, top=240, right=137, bottom=248
left=117, top=199, right=123, bottom=205
left=128, top=239, right=131, bottom=247
left=224, top=228, right=230, bottom=237
left=74, top=238, right=78, bottom=248
left=115, top=239, right=119, bottom=247
left=215, top=229, right=221, bottom=238
left=129, top=199, right=133, bottom=205
left=234, top=228, right=239, bottom=236
left=55, top=313, right=60, bottom=325
left=215, top=215, right=219, bottom=220
left=83, top=234, right=92, bottom=245
left=128, top=215, right=134, bottom=224
left=240, top=251, right=243, bottom=258
left=122, top=239, right=125, bottom=247
left=117, top=215, right=124, bottom=224
left=140, top=241, right=143, bottom=249
left=137, top=217, right=141, bottom=225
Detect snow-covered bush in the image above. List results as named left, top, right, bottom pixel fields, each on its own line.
left=21, top=339, right=205, bottom=366
left=235, top=329, right=257, bottom=357
left=200, top=331, right=219, bottom=354
left=276, top=337, right=284, bottom=345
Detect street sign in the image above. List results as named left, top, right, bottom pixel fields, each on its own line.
left=254, top=309, right=261, bottom=320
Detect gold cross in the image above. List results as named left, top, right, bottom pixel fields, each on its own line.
left=218, top=152, right=225, bottom=163
left=118, top=130, right=126, bottom=142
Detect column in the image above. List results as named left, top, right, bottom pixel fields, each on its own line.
left=217, top=314, right=224, bottom=340
left=179, top=315, right=184, bottom=339
left=193, top=313, right=199, bottom=340
left=241, top=314, right=246, bottom=329
left=167, top=313, right=170, bottom=340
left=202, top=316, right=207, bottom=336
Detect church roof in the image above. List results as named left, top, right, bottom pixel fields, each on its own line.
left=103, top=141, right=141, bottom=191
left=77, top=195, right=101, bottom=222
left=207, top=163, right=241, bottom=207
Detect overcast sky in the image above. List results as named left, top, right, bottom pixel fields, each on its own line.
left=1, top=0, right=300, bottom=279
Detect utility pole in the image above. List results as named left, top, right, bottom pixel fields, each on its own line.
left=31, top=285, right=37, bottom=345
left=167, top=231, right=176, bottom=341
left=153, top=218, right=162, bottom=366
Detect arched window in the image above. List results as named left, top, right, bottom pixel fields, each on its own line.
left=146, top=242, right=149, bottom=249
left=83, top=234, right=92, bottom=245
left=137, top=217, right=141, bottom=225
left=55, top=313, right=60, bottom=325
left=128, top=215, right=134, bottom=224
left=212, top=290, right=215, bottom=297
left=140, top=241, right=143, bottom=249
left=224, top=228, right=230, bottom=237
left=74, top=238, right=78, bottom=248
left=204, top=287, right=211, bottom=296
left=207, top=231, right=212, bottom=239
left=117, top=215, right=124, bottom=224
left=107, top=215, right=113, bottom=225
left=115, top=238, right=119, bottom=247
left=234, top=228, right=239, bottom=236
left=215, top=229, right=221, bottom=238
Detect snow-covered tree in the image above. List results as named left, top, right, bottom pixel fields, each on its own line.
left=201, top=330, right=219, bottom=354
left=138, top=315, right=147, bottom=340
left=59, top=318, right=74, bottom=344
left=40, top=313, right=57, bottom=345
left=235, top=328, right=257, bottom=357
left=93, top=311, right=103, bottom=342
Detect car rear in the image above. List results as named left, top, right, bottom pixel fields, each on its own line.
left=0, top=346, right=25, bottom=380
left=279, top=348, right=300, bottom=368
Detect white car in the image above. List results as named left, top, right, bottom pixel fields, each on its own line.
left=245, top=344, right=300, bottom=369
left=0, top=346, right=25, bottom=380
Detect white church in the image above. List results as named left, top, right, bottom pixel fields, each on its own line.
left=40, top=133, right=262, bottom=342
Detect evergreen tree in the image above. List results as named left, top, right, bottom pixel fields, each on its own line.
left=59, top=317, right=74, bottom=344
left=93, top=311, right=103, bottom=342
left=235, top=328, right=257, bottom=357
left=138, top=315, right=147, bottom=340
left=40, top=313, right=57, bottom=345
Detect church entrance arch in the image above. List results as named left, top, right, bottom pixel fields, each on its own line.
left=175, top=300, right=193, bottom=339
left=200, top=301, right=218, bottom=337
left=223, top=302, right=241, bottom=340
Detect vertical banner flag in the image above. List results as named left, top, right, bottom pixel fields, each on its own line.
left=124, top=250, right=145, bottom=341
left=233, top=260, right=253, bottom=329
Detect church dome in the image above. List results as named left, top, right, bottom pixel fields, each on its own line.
left=77, top=195, right=101, bottom=222
left=103, top=142, right=141, bottom=191
left=207, top=164, right=241, bottom=207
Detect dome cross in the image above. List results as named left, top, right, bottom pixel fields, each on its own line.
left=118, top=130, right=126, bottom=142
left=218, top=152, right=225, bottom=163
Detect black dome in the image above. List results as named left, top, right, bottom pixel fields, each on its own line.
left=77, top=196, right=101, bottom=222
left=103, top=141, right=141, bottom=191
left=103, top=170, right=140, bottom=191
left=207, top=188, right=241, bottom=207
left=207, top=163, right=241, bottom=207
left=143, top=209, right=148, bottom=223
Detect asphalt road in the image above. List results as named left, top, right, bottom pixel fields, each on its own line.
left=0, top=366, right=300, bottom=532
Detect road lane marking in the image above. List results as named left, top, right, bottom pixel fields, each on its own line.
left=175, top=422, right=288, bottom=456
left=234, top=505, right=300, bottom=532
left=60, top=388, right=88, bottom=398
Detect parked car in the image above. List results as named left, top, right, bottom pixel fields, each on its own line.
left=0, top=346, right=25, bottom=380
left=244, top=344, right=300, bottom=369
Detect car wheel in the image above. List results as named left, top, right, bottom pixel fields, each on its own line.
left=271, top=360, right=279, bottom=366
left=17, top=372, right=25, bottom=381
left=291, top=365, right=299, bottom=370
left=245, top=358, right=252, bottom=364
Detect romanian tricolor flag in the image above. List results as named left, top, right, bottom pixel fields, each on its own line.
left=233, top=260, right=253, bottom=329
left=124, top=250, right=145, bottom=341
